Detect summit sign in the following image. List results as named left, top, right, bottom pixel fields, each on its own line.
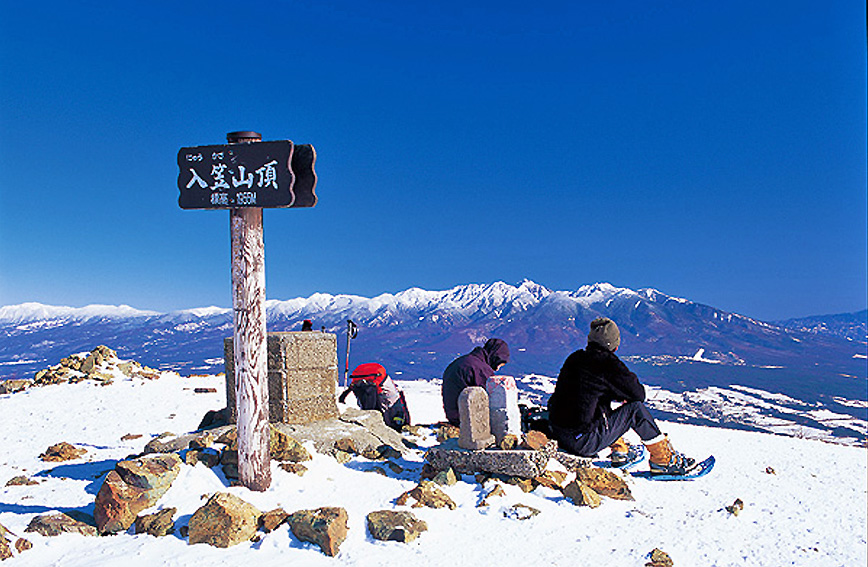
left=177, top=140, right=317, bottom=209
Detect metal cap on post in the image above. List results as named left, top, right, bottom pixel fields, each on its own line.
left=227, top=131, right=262, bottom=144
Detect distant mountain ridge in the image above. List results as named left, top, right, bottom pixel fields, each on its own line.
left=775, top=310, right=868, bottom=343
left=2, top=281, right=865, bottom=413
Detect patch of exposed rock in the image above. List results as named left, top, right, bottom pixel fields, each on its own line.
left=575, top=467, right=633, bottom=501
left=134, top=508, right=176, bottom=537
left=366, top=510, right=427, bottom=542
left=39, top=442, right=87, bottom=462
left=562, top=480, right=602, bottom=508
left=24, top=513, right=98, bottom=537
left=28, top=346, right=160, bottom=390
left=288, top=507, right=349, bottom=557
left=94, top=453, right=181, bottom=534
left=188, top=492, right=261, bottom=548
left=396, top=480, right=456, bottom=510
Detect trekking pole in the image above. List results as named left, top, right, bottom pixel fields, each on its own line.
left=344, top=320, right=358, bottom=387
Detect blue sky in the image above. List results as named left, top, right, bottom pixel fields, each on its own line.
left=0, top=1, right=865, bottom=321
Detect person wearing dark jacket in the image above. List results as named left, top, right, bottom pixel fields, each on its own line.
left=441, top=338, right=510, bottom=425
left=547, top=318, right=696, bottom=475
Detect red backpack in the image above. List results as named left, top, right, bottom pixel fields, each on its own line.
left=339, top=363, right=411, bottom=431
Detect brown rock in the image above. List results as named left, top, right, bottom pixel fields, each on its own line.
left=33, top=368, right=69, bottom=386
left=436, top=424, right=460, bottom=442
left=334, top=437, right=359, bottom=454
left=520, top=430, right=550, bottom=451
left=534, top=469, right=569, bottom=490
left=270, top=427, right=311, bottom=462
left=575, top=467, right=634, bottom=501
left=5, top=476, right=39, bottom=487
left=279, top=462, right=308, bottom=476
left=121, top=433, right=143, bottom=441
left=396, top=480, right=457, bottom=510
left=14, top=538, right=32, bottom=553
left=188, top=492, right=262, bottom=547
left=402, top=424, right=425, bottom=436
left=0, top=539, right=10, bottom=561
left=419, top=462, right=439, bottom=481
left=504, top=503, right=541, bottom=520
left=646, top=548, right=674, bottom=567
left=377, top=445, right=402, bottom=460
left=562, top=480, right=602, bottom=508
left=361, top=447, right=384, bottom=460
left=215, top=427, right=237, bottom=445
left=0, top=379, right=30, bottom=394
left=477, top=483, right=506, bottom=507
left=94, top=454, right=181, bottom=534
left=188, top=433, right=214, bottom=449
left=134, top=508, right=176, bottom=537
left=498, top=434, right=519, bottom=450
left=288, top=507, right=349, bottom=557
left=39, top=442, right=87, bottom=462
left=725, top=498, right=745, bottom=516
left=184, top=448, right=220, bottom=468
left=24, top=513, right=98, bottom=537
left=367, top=510, right=428, bottom=543
left=259, top=508, right=290, bottom=532
left=508, top=477, right=538, bottom=493
left=432, top=467, right=458, bottom=486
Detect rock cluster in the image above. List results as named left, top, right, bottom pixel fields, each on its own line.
left=8, top=349, right=651, bottom=561
left=4, top=346, right=161, bottom=395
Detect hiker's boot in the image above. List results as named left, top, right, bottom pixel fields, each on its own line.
left=645, top=436, right=696, bottom=476
left=609, top=437, right=632, bottom=467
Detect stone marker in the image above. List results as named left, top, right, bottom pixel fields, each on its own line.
left=225, top=332, right=339, bottom=424
left=458, top=387, right=495, bottom=450
left=486, top=376, right=522, bottom=444
left=425, top=438, right=553, bottom=478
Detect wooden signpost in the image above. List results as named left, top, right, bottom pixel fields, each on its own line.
left=177, top=131, right=317, bottom=491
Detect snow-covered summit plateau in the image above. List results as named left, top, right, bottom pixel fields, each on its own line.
left=0, top=367, right=865, bottom=566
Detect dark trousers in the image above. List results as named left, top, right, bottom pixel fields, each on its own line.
left=551, top=401, right=662, bottom=457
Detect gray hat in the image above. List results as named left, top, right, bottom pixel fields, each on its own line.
left=588, top=317, right=620, bottom=351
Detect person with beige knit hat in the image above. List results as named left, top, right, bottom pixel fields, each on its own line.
left=547, top=317, right=697, bottom=475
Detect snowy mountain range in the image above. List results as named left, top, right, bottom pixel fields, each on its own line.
left=2, top=280, right=866, bottom=442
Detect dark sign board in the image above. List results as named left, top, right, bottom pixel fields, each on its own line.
left=177, top=140, right=317, bottom=209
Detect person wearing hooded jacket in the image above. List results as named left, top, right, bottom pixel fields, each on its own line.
left=441, top=338, right=510, bottom=426
left=547, top=317, right=697, bottom=476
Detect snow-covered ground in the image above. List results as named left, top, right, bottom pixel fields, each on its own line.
left=0, top=370, right=865, bottom=566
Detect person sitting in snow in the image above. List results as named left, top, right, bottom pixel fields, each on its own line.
left=547, top=317, right=697, bottom=475
left=441, top=338, right=510, bottom=426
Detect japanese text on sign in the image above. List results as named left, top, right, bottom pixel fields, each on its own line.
left=177, top=140, right=297, bottom=209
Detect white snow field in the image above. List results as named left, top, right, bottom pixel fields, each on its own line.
left=0, top=370, right=865, bottom=567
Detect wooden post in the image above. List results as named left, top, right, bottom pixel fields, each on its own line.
left=228, top=131, right=271, bottom=491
